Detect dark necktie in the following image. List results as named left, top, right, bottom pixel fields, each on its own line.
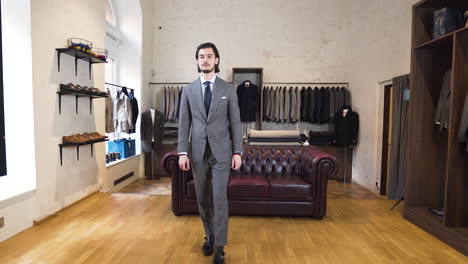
left=203, top=81, right=212, bottom=115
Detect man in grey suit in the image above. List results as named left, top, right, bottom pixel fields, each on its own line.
left=178, top=42, right=243, bottom=264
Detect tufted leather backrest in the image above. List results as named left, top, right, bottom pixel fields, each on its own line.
left=233, top=145, right=303, bottom=176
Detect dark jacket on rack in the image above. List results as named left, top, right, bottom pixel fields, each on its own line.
left=300, top=87, right=308, bottom=120
left=128, top=91, right=139, bottom=134
left=140, top=108, right=164, bottom=152
left=434, top=68, right=452, bottom=130
left=313, top=87, right=323, bottom=123
left=334, top=106, right=359, bottom=146
left=457, top=93, right=468, bottom=151
left=263, top=86, right=269, bottom=119
left=321, top=87, right=330, bottom=123
left=307, top=87, right=315, bottom=122
left=237, top=80, right=259, bottom=122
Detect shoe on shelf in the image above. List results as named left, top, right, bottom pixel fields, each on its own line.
left=91, top=132, right=107, bottom=140
left=202, top=235, right=214, bottom=256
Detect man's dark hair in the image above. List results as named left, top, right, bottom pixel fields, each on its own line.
left=195, top=42, right=220, bottom=73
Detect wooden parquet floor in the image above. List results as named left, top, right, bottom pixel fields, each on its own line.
left=0, top=181, right=466, bottom=264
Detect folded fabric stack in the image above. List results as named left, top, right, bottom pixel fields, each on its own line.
left=248, top=129, right=301, bottom=146
left=162, top=127, right=178, bottom=140
left=308, top=131, right=335, bottom=146
left=62, top=132, right=108, bottom=144
left=60, top=83, right=107, bottom=96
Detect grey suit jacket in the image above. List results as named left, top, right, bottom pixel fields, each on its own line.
left=178, top=77, right=243, bottom=163
left=284, top=87, right=290, bottom=122
left=290, top=87, right=296, bottom=121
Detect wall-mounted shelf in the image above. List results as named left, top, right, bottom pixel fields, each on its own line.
left=56, top=48, right=107, bottom=79
left=59, top=139, right=108, bottom=166
left=57, top=91, right=107, bottom=115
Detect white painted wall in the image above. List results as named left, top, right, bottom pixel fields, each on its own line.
left=30, top=0, right=106, bottom=220
left=0, top=0, right=36, bottom=241
left=344, top=0, right=418, bottom=192
left=148, top=0, right=418, bottom=192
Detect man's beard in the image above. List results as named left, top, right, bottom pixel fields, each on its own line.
left=201, top=65, right=215, bottom=74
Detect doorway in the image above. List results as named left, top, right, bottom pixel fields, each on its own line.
left=380, top=84, right=393, bottom=195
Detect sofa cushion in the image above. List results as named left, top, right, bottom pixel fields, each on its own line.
left=228, top=174, right=270, bottom=197
left=268, top=174, right=312, bottom=199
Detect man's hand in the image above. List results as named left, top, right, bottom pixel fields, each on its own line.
left=231, top=154, right=242, bottom=170
left=179, top=155, right=190, bottom=171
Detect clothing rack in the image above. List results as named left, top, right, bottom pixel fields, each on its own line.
left=263, top=82, right=349, bottom=86
left=149, top=82, right=190, bottom=85
left=105, top=82, right=134, bottom=91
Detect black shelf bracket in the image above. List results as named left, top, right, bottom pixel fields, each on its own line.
left=56, top=48, right=106, bottom=79
left=89, top=97, right=93, bottom=114
left=58, top=94, right=62, bottom=114
left=57, top=91, right=106, bottom=115
left=59, top=139, right=108, bottom=166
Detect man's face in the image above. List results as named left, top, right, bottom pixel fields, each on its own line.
left=197, top=48, right=218, bottom=74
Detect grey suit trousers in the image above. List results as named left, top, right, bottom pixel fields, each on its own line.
left=191, top=142, right=231, bottom=246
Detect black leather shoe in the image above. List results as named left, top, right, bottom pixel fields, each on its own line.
left=202, top=235, right=214, bottom=256
left=212, top=250, right=225, bottom=264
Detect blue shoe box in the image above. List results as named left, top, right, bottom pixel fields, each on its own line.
left=107, top=139, right=135, bottom=158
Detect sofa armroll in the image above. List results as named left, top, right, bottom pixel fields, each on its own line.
left=161, top=150, right=182, bottom=215
left=300, top=148, right=338, bottom=218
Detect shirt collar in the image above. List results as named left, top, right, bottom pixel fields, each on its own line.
left=200, top=75, right=217, bottom=85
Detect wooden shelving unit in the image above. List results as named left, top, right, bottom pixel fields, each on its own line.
left=405, top=0, right=468, bottom=256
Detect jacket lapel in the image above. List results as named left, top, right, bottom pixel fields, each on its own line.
left=191, top=79, right=207, bottom=120
left=207, top=76, right=222, bottom=122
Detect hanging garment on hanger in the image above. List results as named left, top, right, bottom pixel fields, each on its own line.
left=300, top=87, right=308, bottom=121
left=329, top=87, right=336, bottom=120
left=322, top=87, right=330, bottom=123
left=128, top=90, right=139, bottom=134
left=308, top=87, right=317, bottom=122
left=434, top=68, right=452, bottom=130
left=458, top=93, right=468, bottom=151
left=237, top=80, right=259, bottom=122
left=113, top=89, right=133, bottom=133
left=176, top=86, right=183, bottom=121
left=333, top=105, right=359, bottom=146
left=263, top=86, right=269, bottom=120
left=283, top=86, right=290, bottom=122
left=290, top=86, right=297, bottom=122
left=105, top=88, right=115, bottom=133
left=140, top=108, right=164, bottom=152
left=161, top=86, right=166, bottom=117
left=269, top=86, right=276, bottom=121
left=295, top=87, right=301, bottom=123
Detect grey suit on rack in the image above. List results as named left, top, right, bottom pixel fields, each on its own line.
left=178, top=76, right=243, bottom=246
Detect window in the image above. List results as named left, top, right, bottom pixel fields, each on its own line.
left=0, top=2, right=6, bottom=176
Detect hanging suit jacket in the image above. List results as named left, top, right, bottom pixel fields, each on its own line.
left=278, top=87, right=284, bottom=122
left=174, top=86, right=180, bottom=121
left=329, top=87, right=336, bottom=119
left=236, top=81, right=259, bottom=122
left=270, top=87, right=276, bottom=121
left=290, top=87, right=297, bottom=122
left=301, top=87, right=308, bottom=121
left=457, top=93, right=468, bottom=151
left=295, top=87, right=301, bottom=123
left=263, top=87, right=269, bottom=120
left=434, top=68, right=452, bottom=130
left=321, top=87, right=330, bottom=123
left=128, top=92, right=139, bottom=134
left=113, top=91, right=133, bottom=132
left=105, top=89, right=114, bottom=133
left=283, top=87, right=290, bottom=122
left=140, top=108, right=164, bottom=152
left=307, top=87, right=315, bottom=122
left=313, top=87, right=323, bottom=123
left=334, top=106, right=359, bottom=146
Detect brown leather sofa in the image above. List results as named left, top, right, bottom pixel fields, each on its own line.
left=162, top=145, right=337, bottom=219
